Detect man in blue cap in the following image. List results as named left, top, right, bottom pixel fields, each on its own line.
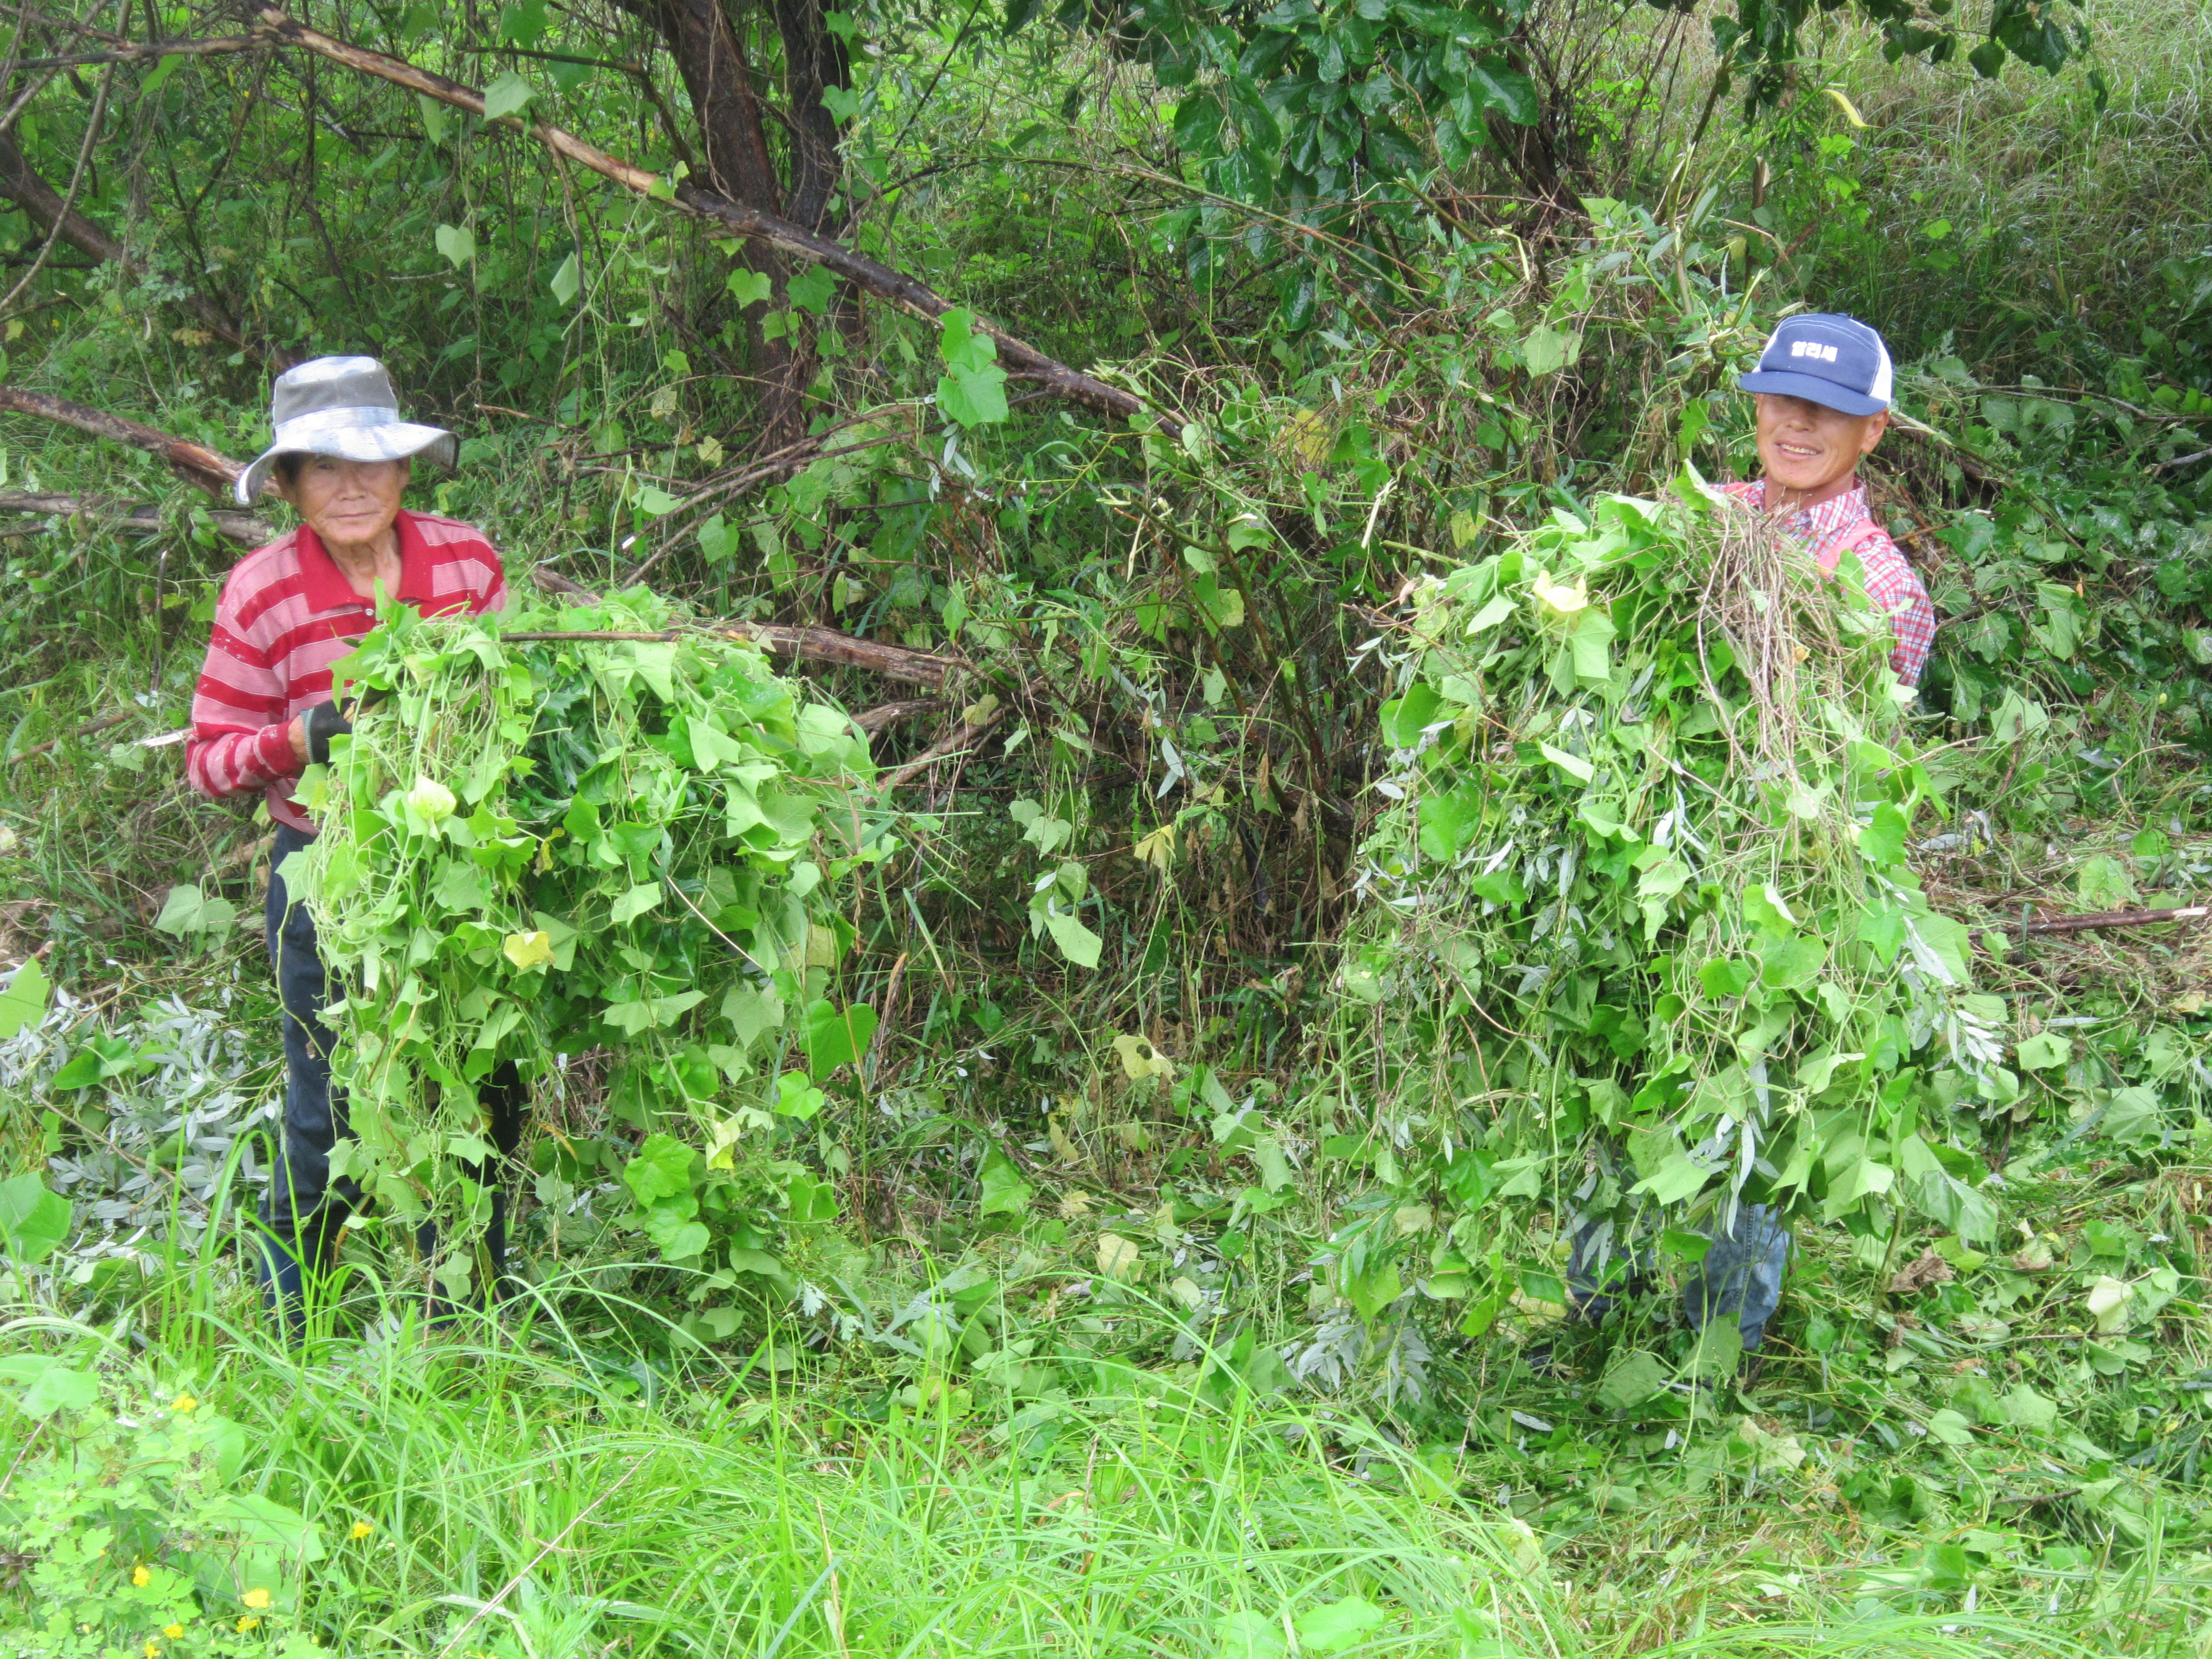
left=1723, top=313, right=1937, bottom=686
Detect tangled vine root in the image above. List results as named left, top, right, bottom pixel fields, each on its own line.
left=1694, top=500, right=1881, bottom=833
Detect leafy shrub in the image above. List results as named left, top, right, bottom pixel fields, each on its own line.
left=1317, top=488, right=2017, bottom=1336
left=0, top=1358, right=327, bottom=1657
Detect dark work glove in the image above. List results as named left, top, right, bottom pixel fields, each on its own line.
left=302, top=699, right=353, bottom=765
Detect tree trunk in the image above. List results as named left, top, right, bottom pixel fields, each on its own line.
left=612, top=0, right=825, bottom=452
left=618, top=0, right=782, bottom=211
left=766, top=0, right=848, bottom=235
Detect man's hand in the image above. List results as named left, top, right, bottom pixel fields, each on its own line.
left=299, top=700, right=353, bottom=765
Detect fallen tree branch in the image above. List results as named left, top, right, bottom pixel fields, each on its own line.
left=9, top=708, right=131, bottom=763
left=255, top=8, right=1178, bottom=438
left=2007, top=904, right=2210, bottom=938
left=882, top=705, right=1003, bottom=791
left=0, top=489, right=271, bottom=542
left=0, top=387, right=243, bottom=494
left=529, top=565, right=597, bottom=599
left=852, top=697, right=943, bottom=735
left=711, top=623, right=960, bottom=688
left=17, top=35, right=260, bottom=68
left=501, top=623, right=960, bottom=688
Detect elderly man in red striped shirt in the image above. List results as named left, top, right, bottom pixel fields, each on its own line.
left=187, top=356, right=513, bottom=1336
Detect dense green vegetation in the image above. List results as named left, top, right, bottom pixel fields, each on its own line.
left=0, top=0, right=2207, bottom=1652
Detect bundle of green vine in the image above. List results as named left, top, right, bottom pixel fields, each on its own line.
left=1325, top=485, right=2014, bottom=1334
left=284, top=589, right=896, bottom=1301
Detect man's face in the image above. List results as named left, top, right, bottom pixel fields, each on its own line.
left=1754, top=393, right=1887, bottom=500
left=282, top=455, right=411, bottom=550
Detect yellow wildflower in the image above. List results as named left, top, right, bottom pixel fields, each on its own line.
left=236, top=1616, right=261, bottom=1633
left=132, top=1564, right=151, bottom=1586
left=145, top=1641, right=162, bottom=1657
left=349, top=1520, right=373, bottom=1540
left=242, top=1587, right=271, bottom=1609
left=163, top=1626, right=185, bottom=1641
left=169, top=1394, right=196, bottom=1412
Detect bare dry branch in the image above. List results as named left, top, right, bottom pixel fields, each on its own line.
left=0, top=490, right=271, bottom=541
left=881, top=705, right=1003, bottom=791
left=0, top=387, right=243, bottom=494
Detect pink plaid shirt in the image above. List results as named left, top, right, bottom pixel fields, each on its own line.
left=1718, top=479, right=1937, bottom=687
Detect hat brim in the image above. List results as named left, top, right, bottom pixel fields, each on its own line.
left=1737, top=370, right=1886, bottom=418
left=236, top=422, right=458, bottom=506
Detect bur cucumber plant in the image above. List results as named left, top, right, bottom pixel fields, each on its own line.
left=285, top=590, right=899, bottom=1308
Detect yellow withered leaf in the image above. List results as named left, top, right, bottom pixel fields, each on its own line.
left=1282, top=408, right=1332, bottom=469
left=1823, top=87, right=1869, bottom=128
left=502, top=929, right=554, bottom=971
left=1095, top=1233, right=1140, bottom=1280
left=1112, top=1032, right=1174, bottom=1081
left=1133, top=822, right=1176, bottom=870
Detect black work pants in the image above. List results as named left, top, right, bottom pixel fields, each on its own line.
left=257, top=822, right=525, bottom=1335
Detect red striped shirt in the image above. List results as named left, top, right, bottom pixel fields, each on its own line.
left=186, top=511, right=506, bottom=833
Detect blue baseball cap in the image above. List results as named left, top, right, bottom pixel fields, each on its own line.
left=1738, top=313, right=1893, bottom=417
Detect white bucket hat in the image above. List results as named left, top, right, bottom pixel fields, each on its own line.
left=236, top=355, right=457, bottom=506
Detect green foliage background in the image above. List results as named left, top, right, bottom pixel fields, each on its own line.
left=0, top=0, right=2207, bottom=1648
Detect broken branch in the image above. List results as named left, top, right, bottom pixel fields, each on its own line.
left=882, top=705, right=1003, bottom=791
left=17, top=35, right=260, bottom=68
left=2008, top=904, right=2210, bottom=938
left=711, top=623, right=960, bottom=688
left=254, top=9, right=1177, bottom=437
left=852, top=698, right=944, bottom=735
left=0, top=490, right=271, bottom=542
left=0, top=387, right=243, bottom=494
left=9, top=708, right=132, bottom=764
left=501, top=622, right=960, bottom=689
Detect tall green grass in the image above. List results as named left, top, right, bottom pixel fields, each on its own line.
left=0, top=1277, right=2162, bottom=1659
left=1803, top=0, right=2211, bottom=366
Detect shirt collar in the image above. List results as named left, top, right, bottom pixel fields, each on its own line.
left=1747, top=478, right=1867, bottom=532
left=295, top=510, right=435, bottom=611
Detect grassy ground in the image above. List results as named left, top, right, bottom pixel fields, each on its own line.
left=5, top=1283, right=2192, bottom=1659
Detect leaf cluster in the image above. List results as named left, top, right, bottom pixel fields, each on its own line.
left=286, top=590, right=898, bottom=1301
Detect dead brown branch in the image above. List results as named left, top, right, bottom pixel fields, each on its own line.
left=881, top=705, right=1003, bottom=791
left=499, top=623, right=960, bottom=689
left=0, top=387, right=243, bottom=494
left=9, top=709, right=132, bottom=764
left=712, top=623, right=959, bottom=688
left=0, top=490, right=271, bottom=541
left=17, top=35, right=259, bottom=68
left=852, top=698, right=943, bottom=734
left=2008, top=904, right=2210, bottom=937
